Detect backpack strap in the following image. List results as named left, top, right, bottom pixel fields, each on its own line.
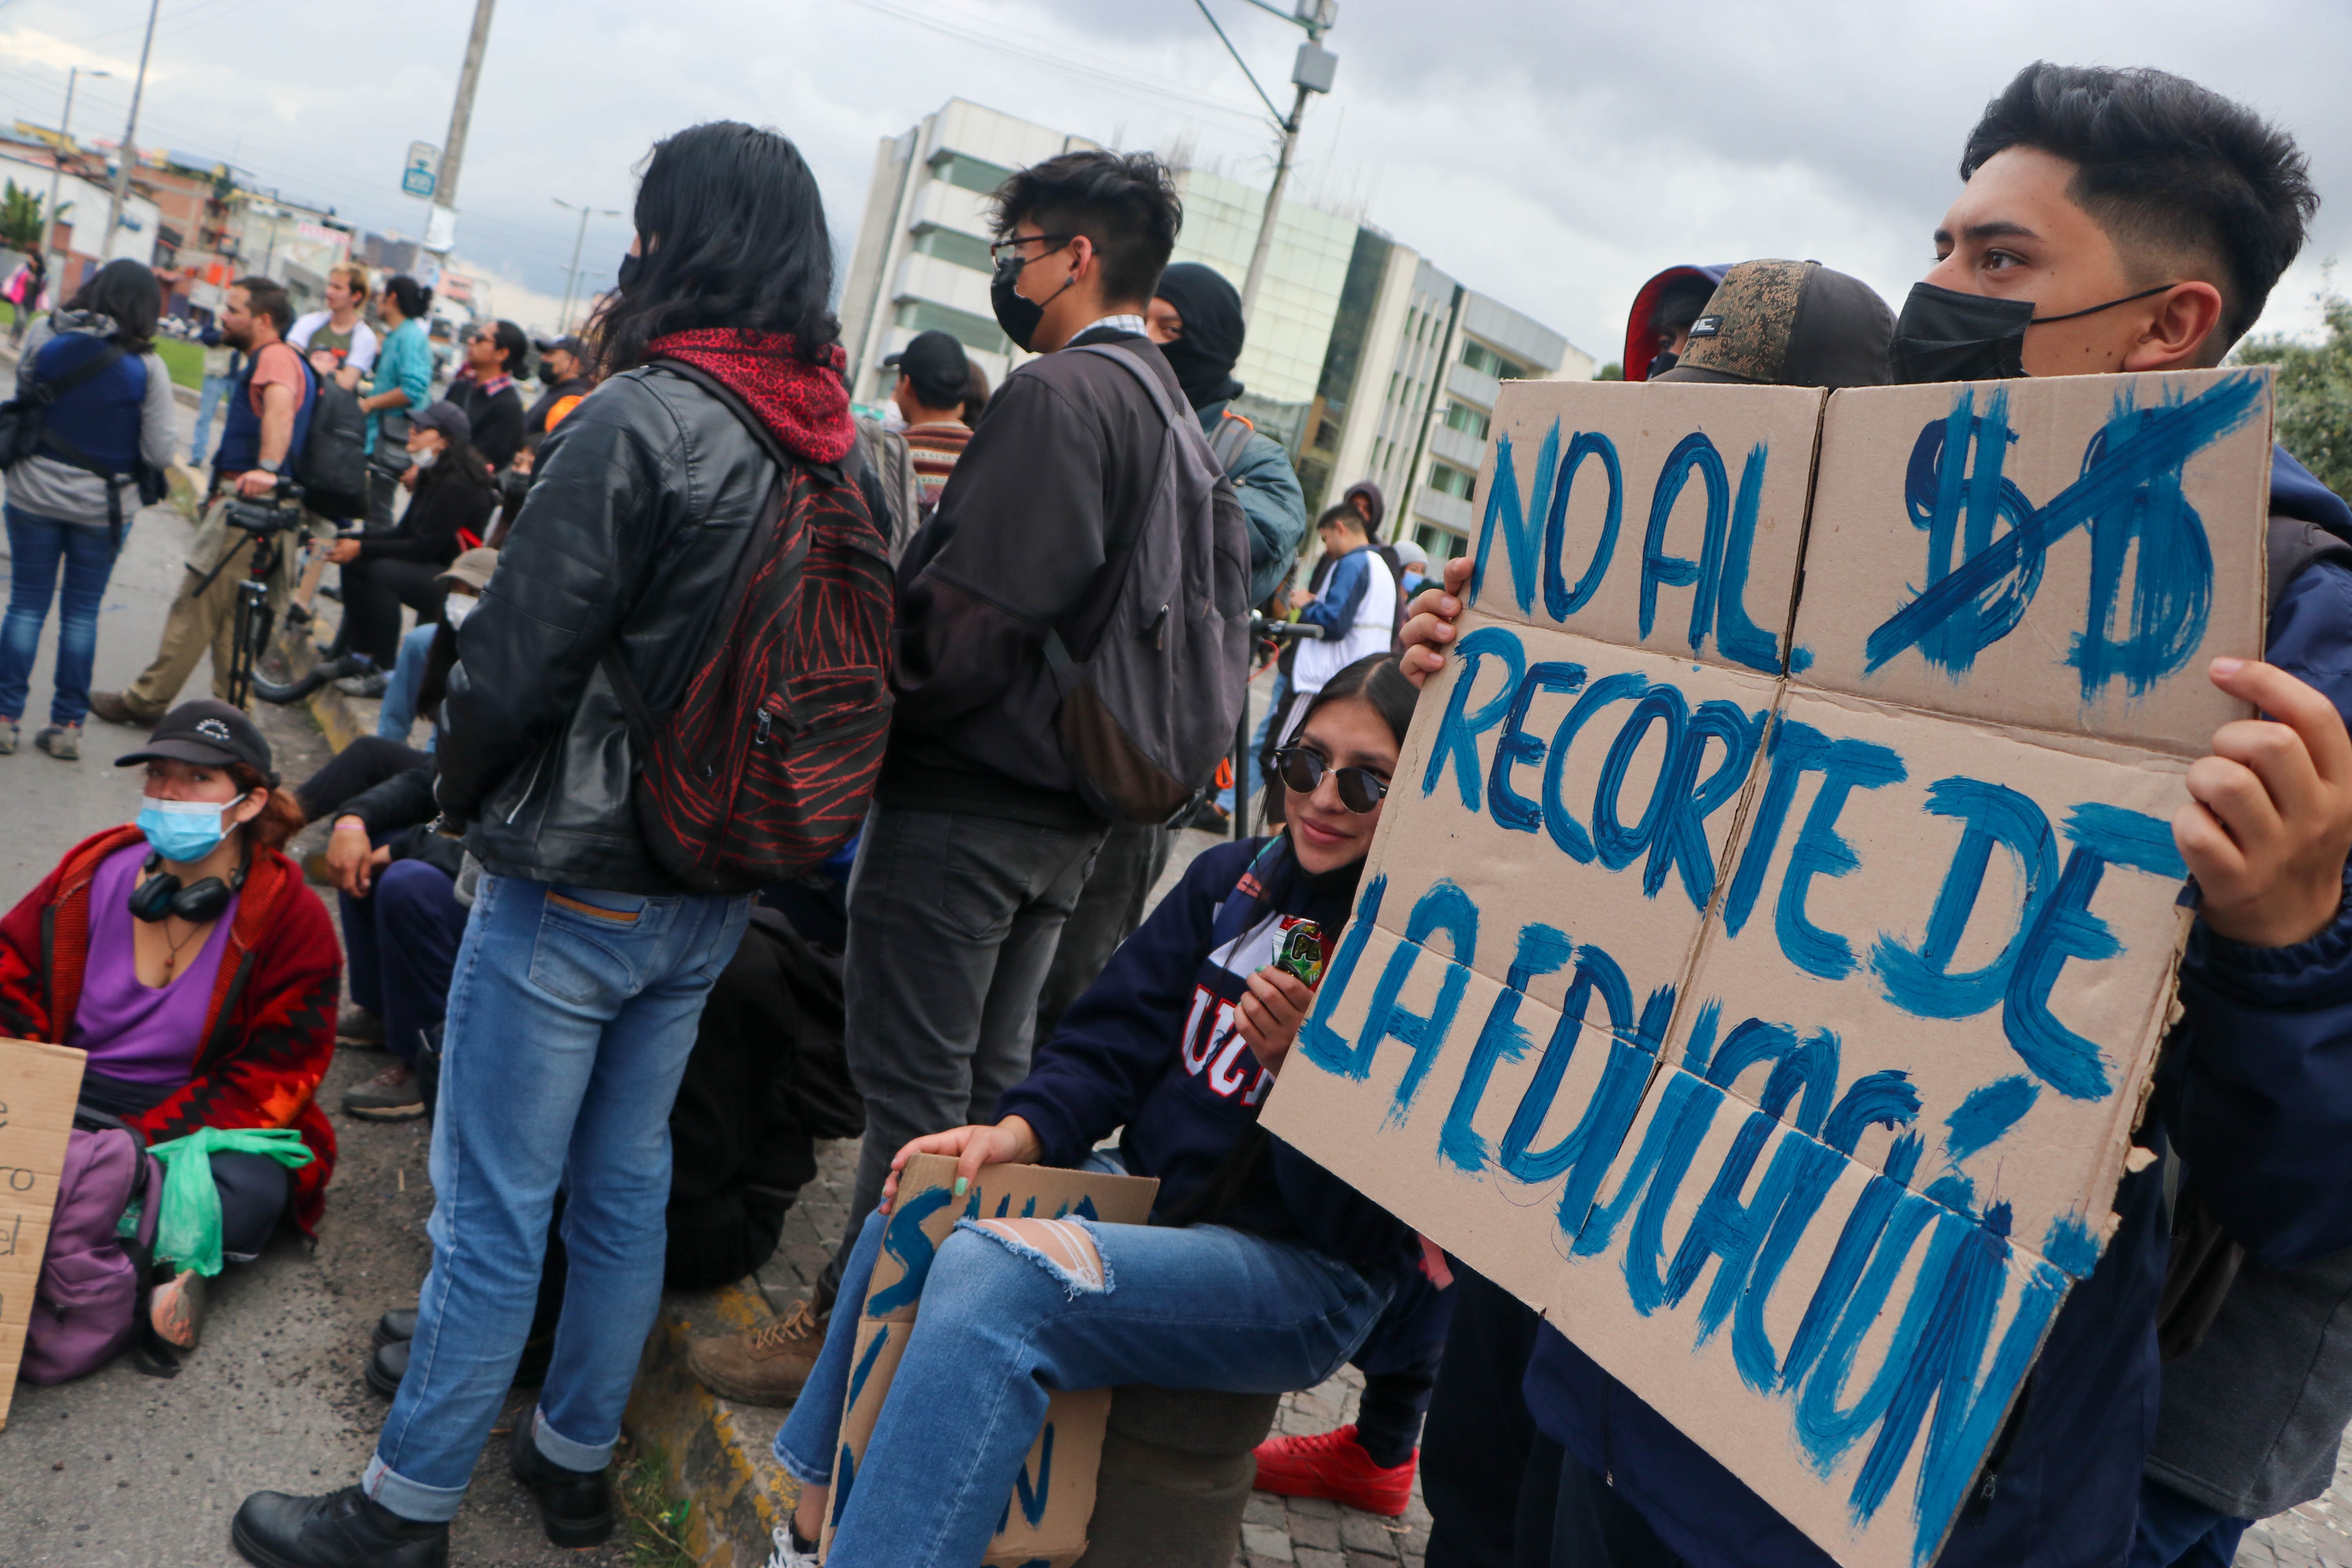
left=2268, top=513, right=2352, bottom=616
left=1207, top=410, right=1255, bottom=475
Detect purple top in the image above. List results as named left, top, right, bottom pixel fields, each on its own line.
left=64, top=844, right=237, bottom=1088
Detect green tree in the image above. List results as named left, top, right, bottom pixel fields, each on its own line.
left=1595, top=361, right=1624, bottom=380
left=0, top=181, right=44, bottom=255
left=2236, top=291, right=2352, bottom=498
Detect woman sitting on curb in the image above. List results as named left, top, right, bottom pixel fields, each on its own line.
left=0, top=701, right=339, bottom=1348
left=762, top=654, right=1432, bottom=1568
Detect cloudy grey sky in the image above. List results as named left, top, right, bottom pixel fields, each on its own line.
left=5, top=0, right=2346, bottom=357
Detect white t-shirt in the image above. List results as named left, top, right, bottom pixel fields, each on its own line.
left=288, top=311, right=380, bottom=374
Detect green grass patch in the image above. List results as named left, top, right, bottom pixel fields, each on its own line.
left=156, top=336, right=203, bottom=389
left=616, top=1441, right=696, bottom=1568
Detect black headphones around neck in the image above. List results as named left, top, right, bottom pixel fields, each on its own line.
left=129, top=849, right=249, bottom=926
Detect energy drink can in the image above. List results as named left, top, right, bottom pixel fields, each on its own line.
left=1276, top=919, right=1325, bottom=987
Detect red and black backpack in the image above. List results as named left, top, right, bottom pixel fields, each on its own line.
left=602, top=361, right=897, bottom=894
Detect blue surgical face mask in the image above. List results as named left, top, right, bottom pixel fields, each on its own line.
left=139, top=795, right=229, bottom=864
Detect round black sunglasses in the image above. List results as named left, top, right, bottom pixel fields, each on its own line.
left=1274, top=746, right=1390, bottom=814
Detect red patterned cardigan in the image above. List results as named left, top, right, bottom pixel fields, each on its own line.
left=0, top=825, right=341, bottom=1233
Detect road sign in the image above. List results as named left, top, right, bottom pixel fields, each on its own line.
left=402, top=142, right=439, bottom=200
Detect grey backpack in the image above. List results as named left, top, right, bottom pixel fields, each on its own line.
left=1047, top=344, right=1252, bottom=824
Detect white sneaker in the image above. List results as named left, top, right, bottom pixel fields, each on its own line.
left=766, top=1523, right=820, bottom=1568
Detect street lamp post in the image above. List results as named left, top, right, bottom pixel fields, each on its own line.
left=44, top=67, right=109, bottom=287
left=102, top=0, right=162, bottom=261
left=1194, top=0, right=1340, bottom=324
left=552, top=198, right=622, bottom=333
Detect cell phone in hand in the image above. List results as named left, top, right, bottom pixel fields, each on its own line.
left=1275, top=918, right=1326, bottom=987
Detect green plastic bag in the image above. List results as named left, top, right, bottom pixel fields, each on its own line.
left=145, top=1127, right=314, bottom=1278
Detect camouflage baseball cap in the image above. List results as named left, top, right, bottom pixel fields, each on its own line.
left=1657, top=259, right=1895, bottom=390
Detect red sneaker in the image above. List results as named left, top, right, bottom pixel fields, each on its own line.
left=1251, top=1424, right=1416, bottom=1517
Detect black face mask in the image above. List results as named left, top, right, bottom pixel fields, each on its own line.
left=616, top=249, right=644, bottom=292
left=1890, top=280, right=2180, bottom=384
left=991, top=247, right=1073, bottom=353
left=1645, top=348, right=1681, bottom=379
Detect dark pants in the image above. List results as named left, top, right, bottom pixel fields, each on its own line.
left=295, top=734, right=426, bottom=822
left=821, top=802, right=1105, bottom=1303
left=1425, top=1265, right=1544, bottom=1568
left=1356, top=1360, right=1438, bottom=1469
left=2129, top=1478, right=2250, bottom=1568
left=1540, top=1456, right=1684, bottom=1568
left=217, top=1151, right=293, bottom=1259
left=341, top=858, right=467, bottom=1065
left=1030, top=820, right=1171, bottom=1051
left=334, top=556, right=444, bottom=668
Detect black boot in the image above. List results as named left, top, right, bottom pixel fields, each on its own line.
left=372, top=1308, right=417, bottom=1348
left=507, top=1416, right=615, bottom=1548
left=230, top=1486, right=448, bottom=1568
left=365, top=1331, right=552, bottom=1399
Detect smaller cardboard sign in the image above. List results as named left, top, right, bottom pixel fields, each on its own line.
left=0, top=1040, right=87, bottom=1429
left=1793, top=368, right=2272, bottom=757
left=1465, top=379, right=1826, bottom=677
left=824, top=1154, right=1158, bottom=1568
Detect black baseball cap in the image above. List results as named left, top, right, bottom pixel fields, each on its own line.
left=883, top=330, right=971, bottom=407
left=410, top=399, right=473, bottom=446
left=115, top=700, right=278, bottom=786
left=1656, top=259, right=1895, bottom=390
left=533, top=333, right=585, bottom=359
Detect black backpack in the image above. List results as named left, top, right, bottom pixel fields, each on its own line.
left=0, top=336, right=166, bottom=541
left=297, top=377, right=369, bottom=521
left=1044, top=344, right=1253, bottom=824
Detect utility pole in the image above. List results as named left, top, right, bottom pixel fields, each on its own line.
left=1193, top=0, right=1339, bottom=324
left=101, top=0, right=161, bottom=262
left=427, top=0, right=499, bottom=252
left=552, top=197, right=621, bottom=332
left=44, top=67, right=109, bottom=284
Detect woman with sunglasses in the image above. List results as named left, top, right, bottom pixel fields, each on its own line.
left=761, top=654, right=1436, bottom=1568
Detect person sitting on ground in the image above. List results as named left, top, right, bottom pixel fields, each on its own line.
left=0, top=701, right=337, bottom=1351
left=371, top=545, right=492, bottom=749
left=321, top=401, right=492, bottom=690
left=2, top=258, right=178, bottom=761
left=740, top=654, right=1435, bottom=1568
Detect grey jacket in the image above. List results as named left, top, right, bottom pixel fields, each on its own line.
left=2145, top=1244, right=2352, bottom=1518
left=8, top=312, right=177, bottom=525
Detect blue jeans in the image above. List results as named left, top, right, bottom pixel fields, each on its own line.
left=375, top=621, right=441, bottom=747
left=361, top=872, right=751, bottom=1521
left=2129, top=1477, right=2250, bottom=1568
left=191, top=371, right=234, bottom=464
left=777, top=1205, right=1394, bottom=1568
left=0, top=504, right=125, bottom=727
left=341, top=858, right=467, bottom=1065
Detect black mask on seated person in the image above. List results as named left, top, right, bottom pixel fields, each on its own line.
left=1890, top=280, right=2180, bottom=384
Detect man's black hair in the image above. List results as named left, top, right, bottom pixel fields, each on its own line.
left=1651, top=276, right=1717, bottom=341
left=1316, top=501, right=1366, bottom=534
left=66, top=258, right=161, bottom=353
left=1961, top=62, right=2318, bottom=346
left=485, top=318, right=529, bottom=376
left=597, top=120, right=840, bottom=374
left=383, top=274, right=433, bottom=321
left=232, top=274, right=294, bottom=336
left=989, top=150, right=1182, bottom=308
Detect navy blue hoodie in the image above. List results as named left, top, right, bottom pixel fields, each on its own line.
left=995, top=835, right=1422, bottom=1279
left=1521, top=446, right=2352, bottom=1568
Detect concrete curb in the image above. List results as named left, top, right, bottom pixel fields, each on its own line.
left=626, top=1280, right=802, bottom=1565
left=262, top=612, right=367, bottom=752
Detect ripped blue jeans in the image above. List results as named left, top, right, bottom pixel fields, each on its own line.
left=775, top=1202, right=1394, bottom=1568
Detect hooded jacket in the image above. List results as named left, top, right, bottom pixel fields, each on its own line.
left=9, top=311, right=178, bottom=527
left=437, top=335, right=859, bottom=893
left=1518, top=446, right=2352, bottom=1567
left=995, top=835, right=1419, bottom=1276
left=0, top=825, right=339, bottom=1234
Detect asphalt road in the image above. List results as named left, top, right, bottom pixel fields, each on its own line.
left=0, top=497, right=625, bottom=1567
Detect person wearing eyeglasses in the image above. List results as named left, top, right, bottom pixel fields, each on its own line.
left=753, top=654, right=1443, bottom=1568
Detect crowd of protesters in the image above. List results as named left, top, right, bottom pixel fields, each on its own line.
left=0, top=52, right=2348, bottom=1568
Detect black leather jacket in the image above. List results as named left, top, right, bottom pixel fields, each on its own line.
left=435, top=364, right=779, bottom=894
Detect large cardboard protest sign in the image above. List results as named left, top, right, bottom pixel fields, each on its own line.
left=1262, top=367, right=2272, bottom=1568
left=822, top=1154, right=1158, bottom=1568
left=0, top=1040, right=88, bottom=1429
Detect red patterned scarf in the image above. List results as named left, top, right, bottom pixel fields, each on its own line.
left=646, top=328, right=855, bottom=464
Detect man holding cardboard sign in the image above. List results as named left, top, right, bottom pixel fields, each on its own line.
left=1384, top=60, right=2352, bottom=1568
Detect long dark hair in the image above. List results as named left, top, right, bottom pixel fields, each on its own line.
left=420, top=435, right=495, bottom=494
left=65, top=259, right=161, bottom=354
left=1293, top=653, right=1417, bottom=750
left=594, top=121, right=839, bottom=376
